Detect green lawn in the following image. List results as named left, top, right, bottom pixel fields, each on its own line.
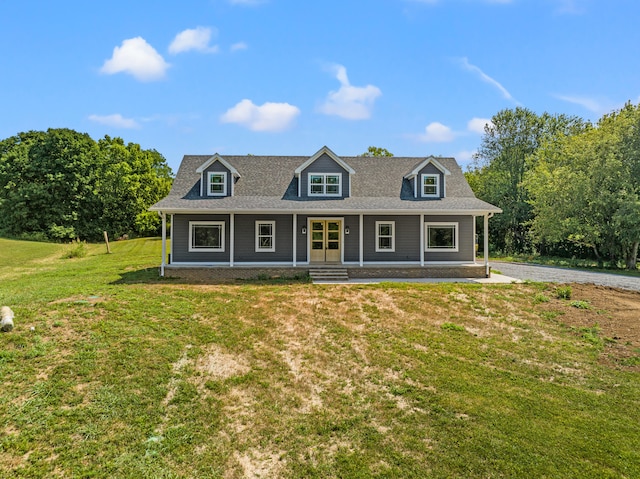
left=1, top=238, right=638, bottom=478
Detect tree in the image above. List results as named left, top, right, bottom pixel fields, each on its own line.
left=360, top=146, right=393, bottom=157
left=526, top=102, right=640, bottom=269
left=467, top=107, right=585, bottom=254
left=0, top=129, right=173, bottom=241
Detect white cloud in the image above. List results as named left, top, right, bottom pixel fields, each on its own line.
left=230, top=42, right=248, bottom=52
left=88, top=114, right=140, bottom=129
left=318, top=64, right=382, bottom=120
left=554, top=94, right=603, bottom=113
left=467, top=117, right=493, bottom=134
left=456, top=57, right=520, bottom=105
left=169, top=27, right=219, bottom=54
left=100, top=37, right=169, bottom=82
left=220, top=99, right=300, bottom=132
left=456, top=150, right=476, bottom=165
left=554, top=0, right=586, bottom=14
left=419, top=122, right=456, bottom=142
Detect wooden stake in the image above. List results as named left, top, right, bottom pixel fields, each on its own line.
left=104, top=231, right=112, bottom=254
left=1, top=306, right=14, bottom=332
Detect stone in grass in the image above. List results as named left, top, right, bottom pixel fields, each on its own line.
left=1, top=306, right=14, bottom=332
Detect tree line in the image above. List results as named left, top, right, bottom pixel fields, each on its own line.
left=0, top=128, right=173, bottom=242
left=466, top=103, right=640, bottom=269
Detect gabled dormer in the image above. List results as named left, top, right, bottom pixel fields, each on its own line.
left=294, top=146, right=355, bottom=198
left=195, top=154, right=240, bottom=197
left=404, top=157, right=451, bottom=199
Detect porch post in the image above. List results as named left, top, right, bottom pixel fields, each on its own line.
left=230, top=213, right=235, bottom=267
left=484, top=214, right=490, bottom=277
left=420, top=214, right=424, bottom=267
left=359, top=214, right=364, bottom=267
left=473, top=215, right=477, bottom=264
left=160, top=212, right=167, bottom=277
left=293, top=214, right=297, bottom=267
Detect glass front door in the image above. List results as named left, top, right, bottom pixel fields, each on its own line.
left=309, top=220, right=341, bottom=263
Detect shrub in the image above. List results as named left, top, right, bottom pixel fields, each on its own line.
left=62, top=240, right=87, bottom=259
left=555, top=285, right=572, bottom=300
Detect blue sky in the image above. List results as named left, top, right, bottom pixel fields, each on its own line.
left=1, top=0, right=639, bottom=172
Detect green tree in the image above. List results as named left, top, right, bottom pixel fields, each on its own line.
left=526, top=102, right=640, bottom=269
left=360, top=146, right=393, bottom=157
left=467, top=107, right=585, bottom=253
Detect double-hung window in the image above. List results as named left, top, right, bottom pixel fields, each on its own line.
left=208, top=172, right=227, bottom=196
left=308, top=173, right=341, bottom=196
left=425, top=222, right=458, bottom=252
left=255, top=221, right=276, bottom=252
left=375, top=221, right=395, bottom=252
left=189, top=221, right=225, bottom=252
left=421, top=174, right=440, bottom=198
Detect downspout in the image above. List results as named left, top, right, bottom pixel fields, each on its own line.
left=160, top=212, right=167, bottom=277
left=484, top=213, right=494, bottom=278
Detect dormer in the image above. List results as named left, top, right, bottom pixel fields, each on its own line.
left=195, top=154, right=240, bottom=197
left=294, top=146, right=355, bottom=198
left=404, top=157, right=451, bottom=199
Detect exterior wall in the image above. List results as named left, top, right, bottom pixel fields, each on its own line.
left=299, top=153, right=350, bottom=199
left=172, top=214, right=230, bottom=263
left=342, top=215, right=360, bottom=262
left=202, top=161, right=232, bottom=197
left=363, top=215, right=420, bottom=262
left=234, top=214, right=293, bottom=262
left=424, top=215, right=474, bottom=262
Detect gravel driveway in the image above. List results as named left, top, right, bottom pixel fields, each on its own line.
left=493, top=261, right=640, bottom=292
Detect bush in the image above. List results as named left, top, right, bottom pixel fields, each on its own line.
left=62, top=240, right=87, bottom=259
left=555, top=285, right=572, bottom=300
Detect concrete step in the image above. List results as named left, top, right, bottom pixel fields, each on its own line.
left=309, top=268, right=349, bottom=282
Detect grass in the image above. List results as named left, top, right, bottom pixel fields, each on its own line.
left=0, top=238, right=639, bottom=478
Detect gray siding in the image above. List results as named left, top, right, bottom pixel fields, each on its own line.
left=418, top=163, right=445, bottom=199
left=300, top=153, right=350, bottom=199
left=363, top=215, right=421, bottom=262
left=296, top=215, right=308, bottom=263
left=202, top=161, right=232, bottom=197
left=234, top=214, right=293, bottom=262
left=343, top=215, right=360, bottom=262
left=172, top=214, right=230, bottom=263
left=424, top=215, right=474, bottom=261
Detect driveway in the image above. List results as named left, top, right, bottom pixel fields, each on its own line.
left=493, top=261, right=640, bottom=292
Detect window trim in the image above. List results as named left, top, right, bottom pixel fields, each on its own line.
left=375, top=221, right=395, bottom=252
left=255, top=220, right=276, bottom=253
left=207, top=171, right=228, bottom=196
left=188, top=221, right=225, bottom=252
left=425, top=222, right=458, bottom=252
left=307, top=172, right=342, bottom=197
left=421, top=173, right=440, bottom=198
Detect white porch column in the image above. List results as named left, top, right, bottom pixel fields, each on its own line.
left=484, top=214, right=490, bottom=277
left=230, top=213, right=235, bottom=267
left=473, top=215, right=477, bottom=264
left=420, top=214, right=424, bottom=267
left=293, top=214, right=297, bottom=267
left=359, top=214, right=364, bottom=267
left=160, top=212, right=167, bottom=277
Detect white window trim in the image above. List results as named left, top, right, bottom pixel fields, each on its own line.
left=189, top=221, right=225, bottom=252
left=207, top=171, right=228, bottom=196
left=308, top=172, right=342, bottom=197
left=421, top=173, right=440, bottom=198
left=425, top=222, right=458, bottom=252
left=255, top=220, right=276, bottom=253
left=375, top=221, right=395, bottom=252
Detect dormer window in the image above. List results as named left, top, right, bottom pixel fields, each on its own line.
left=208, top=172, right=227, bottom=196
left=421, top=174, right=440, bottom=198
left=309, top=173, right=341, bottom=196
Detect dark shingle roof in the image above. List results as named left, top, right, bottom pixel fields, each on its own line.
left=151, top=153, right=501, bottom=214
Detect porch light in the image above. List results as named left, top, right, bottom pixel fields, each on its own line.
left=345, top=226, right=350, bottom=235
left=301, top=226, right=307, bottom=235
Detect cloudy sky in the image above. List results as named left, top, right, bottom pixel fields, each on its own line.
left=1, top=0, right=639, bottom=171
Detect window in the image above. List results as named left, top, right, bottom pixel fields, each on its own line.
left=421, top=174, right=440, bottom=198
left=425, top=223, right=458, bottom=252
left=375, top=221, right=395, bottom=252
left=189, top=221, right=225, bottom=252
left=308, top=173, right=341, bottom=196
left=207, top=172, right=227, bottom=196
left=255, top=221, right=276, bottom=252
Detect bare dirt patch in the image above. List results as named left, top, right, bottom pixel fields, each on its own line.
left=538, top=283, right=640, bottom=368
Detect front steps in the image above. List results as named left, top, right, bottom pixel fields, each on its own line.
left=309, top=267, right=349, bottom=283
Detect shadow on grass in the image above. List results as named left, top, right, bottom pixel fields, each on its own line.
left=111, top=267, right=311, bottom=285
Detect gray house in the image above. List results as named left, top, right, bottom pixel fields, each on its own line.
left=150, top=146, right=501, bottom=280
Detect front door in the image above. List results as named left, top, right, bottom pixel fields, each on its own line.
left=310, top=220, right=341, bottom=263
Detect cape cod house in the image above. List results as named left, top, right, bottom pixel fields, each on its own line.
left=150, top=146, right=501, bottom=281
